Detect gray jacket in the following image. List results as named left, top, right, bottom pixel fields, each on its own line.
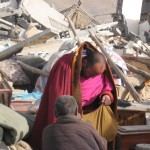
left=42, top=115, right=107, bottom=150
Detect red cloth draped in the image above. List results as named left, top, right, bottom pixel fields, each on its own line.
left=29, top=53, right=74, bottom=150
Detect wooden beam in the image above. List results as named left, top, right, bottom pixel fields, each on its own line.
left=126, top=63, right=150, bottom=79
left=0, top=18, right=15, bottom=28
left=122, top=55, right=150, bottom=60
left=89, top=31, right=142, bottom=103
left=18, top=61, right=49, bottom=77
left=134, top=58, right=150, bottom=66
left=0, top=9, right=21, bottom=18
left=0, top=28, right=55, bottom=61
left=0, top=23, right=12, bottom=30
left=66, top=15, right=81, bottom=46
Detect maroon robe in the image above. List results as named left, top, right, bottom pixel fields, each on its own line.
left=29, top=41, right=117, bottom=150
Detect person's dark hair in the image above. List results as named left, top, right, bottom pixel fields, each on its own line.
left=55, top=95, right=78, bottom=117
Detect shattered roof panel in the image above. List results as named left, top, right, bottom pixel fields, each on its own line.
left=21, top=0, right=68, bottom=33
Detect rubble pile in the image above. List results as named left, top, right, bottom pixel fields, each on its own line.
left=0, top=0, right=149, bottom=105
left=0, top=0, right=149, bottom=107
left=0, top=0, right=150, bottom=149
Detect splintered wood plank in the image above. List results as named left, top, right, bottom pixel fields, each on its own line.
left=0, top=28, right=56, bottom=61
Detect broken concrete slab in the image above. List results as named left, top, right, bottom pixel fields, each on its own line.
left=0, top=30, right=8, bottom=36
left=22, top=24, right=39, bottom=39
left=0, top=0, right=17, bottom=9
left=17, top=18, right=29, bottom=29
left=20, top=0, right=68, bottom=33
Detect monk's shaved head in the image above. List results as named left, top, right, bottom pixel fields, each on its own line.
left=81, top=51, right=106, bottom=78
left=84, top=51, right=106, bottom=67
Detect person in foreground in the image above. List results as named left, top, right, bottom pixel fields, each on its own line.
left=29, top=41, right=118, bottom=150
left=42, top=95, right=107, bottom=150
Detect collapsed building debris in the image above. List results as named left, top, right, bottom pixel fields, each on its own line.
left=0, top=0, right=150, bottom=149
left=20, top=0, right=68, bottom=33
left=0, top=0, right=69, bottom=40
left=0, top=28, right=56, bottom=61
left=62, top=4, right=99, bottom=29
left=0, top=0, right=149, bottom=108
left=18, top=61, right=49, bottom=77
left=126, top=63, right=150, bottom=80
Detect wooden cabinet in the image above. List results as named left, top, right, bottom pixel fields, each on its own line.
left=116, top=125, right=150, bottom=150
left=117, top=109, right=146, bottom=126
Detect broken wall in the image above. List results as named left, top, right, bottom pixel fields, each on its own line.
left=122, top=0, right=143, bottom=34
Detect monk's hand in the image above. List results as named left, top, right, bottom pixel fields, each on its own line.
left=101, top=95, right=111, bottom=105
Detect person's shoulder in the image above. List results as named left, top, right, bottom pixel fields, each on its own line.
left=79, top=119, right=95, bottom=129
left=43, top=124, right=54, bottom=133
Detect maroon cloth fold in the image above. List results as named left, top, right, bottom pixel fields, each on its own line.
left=29, top=53, right=74, bottom=150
